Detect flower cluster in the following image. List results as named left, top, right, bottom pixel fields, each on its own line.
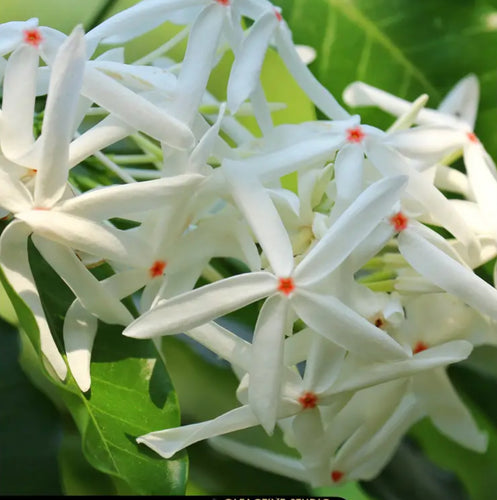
left=1, top=0, right=497, bottom=488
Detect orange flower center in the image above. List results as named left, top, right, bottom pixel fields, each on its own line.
left=467, top=132, right=478, bottom=144
left=277, top=277, right=295, bottom=295
left=413, top=341, right=428, bottom=354
left=149, top=260, right=167, bottom=278
left=215, top=0, right=230, bottom=5
left=346, top=126, right=365, bottom=143
left=331, top=470, right=344, bottom=482
left=389, top=212, right=408, bottom=232
left=23, top=29, right=43, bottom=47
left=298, top=391, right=318, bottom=409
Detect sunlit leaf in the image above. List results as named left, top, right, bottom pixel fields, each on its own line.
left=272, top=0, right=497, bottom=157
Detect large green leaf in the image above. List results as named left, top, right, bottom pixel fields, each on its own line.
left=0, top=317, right=62, bottom=496
left=58, top=419, right=117, bottom=496
left=0, top=237, right=187, bottom=495
left=272, top=0, right=497, bottom=156
left=29, top=240, right=187, bottom=495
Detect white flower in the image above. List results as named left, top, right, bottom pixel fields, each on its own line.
left=0, top=26, right=203, bottom=380
left=134, top=318, right=472, bottom=480
left=124, top=167, right=409, bottom=433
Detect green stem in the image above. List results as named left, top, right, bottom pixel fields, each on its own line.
left=85, top=0, right=119, bottom=31
left=358, top=270, right=396, bottom=284
left=363, top=280, right=397, bottom=292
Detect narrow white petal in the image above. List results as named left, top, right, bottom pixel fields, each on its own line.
left=464, top=144, right=497, bottom=231
left=407, top=220, right=467, bottom=265
left=101, top=268, right=151, bottom=300
left=123, top=272, right=277, bottom=338
left=82, top=66, right=194, bottom=150
left=294, top=175, right=407, bottom=285
left=331, top=144, right=365, bottom=219
left=188, top=104, right=225, bottom=173
left=1, top=45, right=37, bottom=160
left=228, top=135, right=342, bottom=182
left=386, top=127, right=466, bottom=159
left=0, top=168, right=33, bottom=214
left=399, top=228, right=497, bottom=321
left=347, top=221, right=395, bottom=272
left=292, top=407, right=324, bottom=455
left=223, top=165, right=294, bottom=277
left=69, top=115, right=134, bottom=167
left=366, top=142, right=479, bottom=254
left=328, top=340, right=472, bottom=396
left=32, top=235, right=133, bottom=325
left=17, top=210, right=146, bottom=264
left=249, top=295, right=289, bottom=434
left=59, top=174, right=204, bottom=220
left=186, top=321, right=251, bottom=370
left=284, top=327, right=313, bottom=366
left=0, top=20, right=36, bottom=56
left=343, top=82, right=416, bottom=117
left=303, top=335, right=346, bottom=393
left=434, top=164, right=471, bottom=198
left=332, top=380, right=409, bottom=470
left=343, top=81, right=460, bottom=127
left=173, top=3, right=225, bottom=123
left=34, top=27, right=86, bottom=207
left=275, top=25, right=349, bottom=120
left=438, top=74, right=479, bottom=129
left=413, top=368, right=487, bottom=452
left=0, top=221, right=67, bottom=379
left=350, top=395, right=421, bottom=480
left=137, top=405, right=259, bottom=458
left=250, top=82, right=273, bottom=135
left=292, top=289, right=408, bottom=362
left=210, top=437, right=308, bottom=482
left=64, top=299, right=98, bottom=392
left=86, top=0, right=203, bottom=44
left=227, top=12, right=277, bottom=112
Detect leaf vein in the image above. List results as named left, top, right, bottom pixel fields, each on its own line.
left=326, top=0, right=440, bottom=98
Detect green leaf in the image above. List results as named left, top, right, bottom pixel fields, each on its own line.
left=58, top=419, right=117, bottom=496
left=272, top=0, right=497, bottom=157
left=0, top=317, right=62, bottom=496
left=0, top=238, right=187, bottom=495
left=449, top=345, right=497, bottom=426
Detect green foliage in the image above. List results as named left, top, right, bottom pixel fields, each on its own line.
left=272, top=0, right=497, bottom=156
left=0, top=317, right=62, bottom=495
left=0, top=239, right=186, bottom=495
